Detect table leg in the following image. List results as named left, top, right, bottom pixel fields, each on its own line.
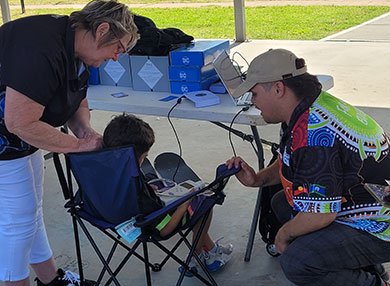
left=244, top=126, right=265, bottom=262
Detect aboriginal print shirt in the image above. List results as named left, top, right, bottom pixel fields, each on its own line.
left=279, top=91, right=390, bottom=241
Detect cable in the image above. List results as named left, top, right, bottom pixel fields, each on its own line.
left=232, top=51, right=250, bottom=80
left=231, top=58, right=245, bottom=80
left=229, top=106, right=250, bottom=157
left=232, top=51, right=250, bottom=67
left=167, top=96, right=186, bottom=181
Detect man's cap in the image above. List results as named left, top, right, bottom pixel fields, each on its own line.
left=232, top=49, right=307, bottom=98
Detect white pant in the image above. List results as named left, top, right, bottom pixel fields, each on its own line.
left=0, top=150, right=52, bottom=281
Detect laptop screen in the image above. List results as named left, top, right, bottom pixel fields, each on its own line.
left=213, top=50, right=244, bottom=97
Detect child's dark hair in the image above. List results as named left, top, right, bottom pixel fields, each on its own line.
left=103, top=113, right=155, bottom=159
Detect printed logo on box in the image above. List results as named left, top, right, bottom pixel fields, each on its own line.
left=182, top=56, right=190, bottom=65
left=181, top=85, right=189, bottom=93
left=179, top=72, right=187, bottom=80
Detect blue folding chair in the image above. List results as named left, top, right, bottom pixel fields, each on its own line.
left=53, top=145, right=240, bottom=286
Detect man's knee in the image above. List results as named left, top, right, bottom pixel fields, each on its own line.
left=280, top=244, right=322, bottom=286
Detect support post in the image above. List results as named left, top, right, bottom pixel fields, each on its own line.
left=233, top=0, right=246, bottom=42
left=1, top=0, right=11, bottom=23
left=21, top=0, right=25, bottom=13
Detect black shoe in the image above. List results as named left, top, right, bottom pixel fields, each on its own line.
left=362, top=264, right=390, bottom=282
left=35, top=268, right=96, bottom=286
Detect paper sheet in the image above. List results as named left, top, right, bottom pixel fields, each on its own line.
left=104, top=60, right=125, bottom=84
left=137, top=60, right=163, bottom=89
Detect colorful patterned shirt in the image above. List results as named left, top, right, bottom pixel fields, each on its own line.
left=279, top=91, right=390, bottom=241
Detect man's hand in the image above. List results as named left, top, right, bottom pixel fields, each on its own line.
left=274, top=211, right=337, bottom=254
left=226, top=156, right=259, bottom=187
left=275, top=227, right=294, bottom=254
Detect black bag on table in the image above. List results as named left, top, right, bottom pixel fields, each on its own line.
left=130, top=15, right=194, bottom=56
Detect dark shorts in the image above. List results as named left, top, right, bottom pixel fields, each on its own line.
left=181, top=194, right=215, bottom=229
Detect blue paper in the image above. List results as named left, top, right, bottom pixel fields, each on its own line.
left=115, top=218, right=141, bottom=244
left=159, top=95, right=178, bottom=102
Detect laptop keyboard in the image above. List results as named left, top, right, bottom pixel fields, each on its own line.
left=236, top=92, right=252, bottom=106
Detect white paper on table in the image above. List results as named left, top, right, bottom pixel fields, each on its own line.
left=137, top=60, right=163, bottom=89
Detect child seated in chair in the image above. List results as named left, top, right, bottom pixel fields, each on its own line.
left=103, top=113, right=233, bottom=276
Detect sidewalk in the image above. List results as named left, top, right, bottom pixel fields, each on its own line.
left=321, top=11, right=390, bottom=42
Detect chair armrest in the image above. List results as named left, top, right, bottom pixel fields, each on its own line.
left=135, top=163, right=241, bottom=228
left=134, top=186, right=207, bottom=228
left=215, top=163, right=241, bottom=180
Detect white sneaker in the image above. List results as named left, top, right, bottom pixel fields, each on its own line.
left=204, top=238, right=233, bottom=272
left=35, top=269, right=95, bottom=286
left=61, top=270, right=81, bottom=286
left=178, top=251, right=206, bottom=277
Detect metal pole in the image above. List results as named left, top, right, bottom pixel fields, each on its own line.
left=1, top=0, right=11, bottom=23
left=20, top=0, right=25, bottom=13
left=233, top=0, right=246, bottom=42
left=244, top=126, right=265, bottom=261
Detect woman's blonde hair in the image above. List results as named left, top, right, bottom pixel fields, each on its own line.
left=70, top=0, right=139, bottom=51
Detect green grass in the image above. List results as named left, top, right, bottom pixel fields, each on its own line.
left=4, top=6, right=390, bottom=40
left=7, top=0, right=293, bottom=5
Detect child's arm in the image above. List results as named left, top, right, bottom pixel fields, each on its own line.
left=159, top=199, right=191, bottom=237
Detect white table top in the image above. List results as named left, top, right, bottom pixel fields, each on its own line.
left=87, top=74, right=333, bottom=126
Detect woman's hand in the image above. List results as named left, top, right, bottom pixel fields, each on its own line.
left=77, top=132, right=103, bottom=152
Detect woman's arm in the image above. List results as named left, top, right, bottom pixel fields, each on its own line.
left=67, top=98, right=102, bottom=142
left=4, top=87, right=101, bottom=153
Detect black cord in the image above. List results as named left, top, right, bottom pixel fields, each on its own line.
left=231, top=58, right=245, bottom=80
left=232, top=51, right=250, bottom=67
left=229, top=106, right=250, bottom=157
left=167, top=96, right=185, bottom=181
left=232, top=51, right=250, bottom=80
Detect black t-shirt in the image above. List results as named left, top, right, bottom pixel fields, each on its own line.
left=0, top=15, right=89, bottom=160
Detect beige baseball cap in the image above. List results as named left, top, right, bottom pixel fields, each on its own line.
left=232, top=49, right=307, bottom=98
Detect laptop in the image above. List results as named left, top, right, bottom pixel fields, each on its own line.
left=212, top=50, right=252, bottom=106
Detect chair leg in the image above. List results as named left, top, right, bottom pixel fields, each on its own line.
left=98, top=241, right=119, bottom=285
left=142, top=241, right=152, bottom=286
left=103, top=230, right=154, bottom=268
left=157, top=231, right=189, bottom=269
left=76, top=217, right=121, bottom=286
left=72, top=215, right=85, bottom=285
left=178, top=210, right=218, bottom=286
left=105, top=240, right=142, bottom=286
left=150, top=237, right=216, bottom=286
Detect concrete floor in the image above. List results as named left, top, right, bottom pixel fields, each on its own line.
left=2, top=12, right=390, bottom=286
left=41, top=112, right=292, bottom=286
